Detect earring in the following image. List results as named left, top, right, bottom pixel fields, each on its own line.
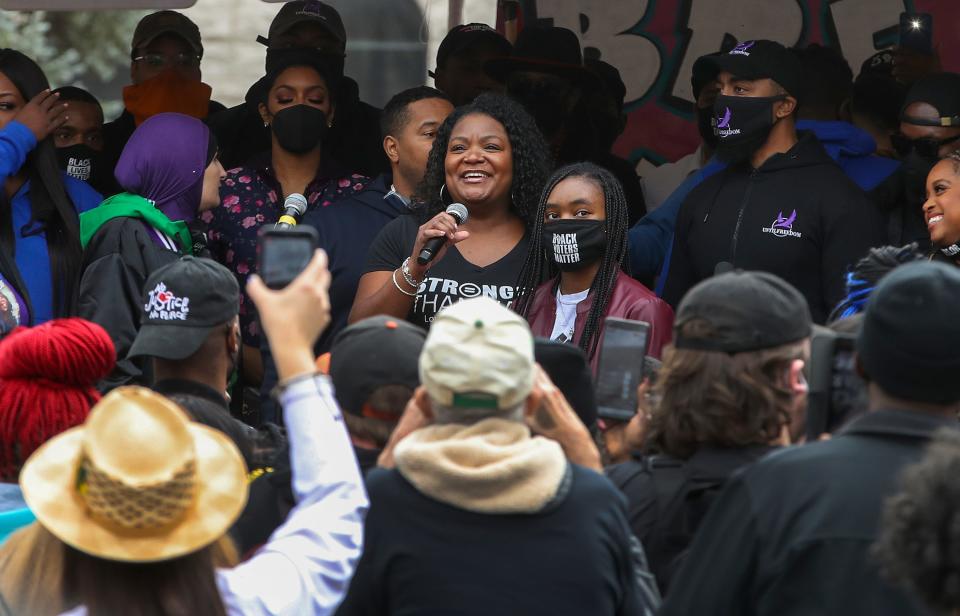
left=263, top=121, right=269, bottom=127
left=439, top=183, right=449, bottom=204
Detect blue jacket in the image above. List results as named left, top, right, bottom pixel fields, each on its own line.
left=259, top=174, right=409, bottom=422
left=629, top=124, right=898, bottom=293
left=796, top=120, right=899, bottom=192
left=0, top=121, right=102, bottom=325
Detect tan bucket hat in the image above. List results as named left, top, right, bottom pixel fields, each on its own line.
left=19, top=386, right=248, bottom=562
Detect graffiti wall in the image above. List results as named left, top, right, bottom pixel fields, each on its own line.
left=517, top=0, right=960, bottom=174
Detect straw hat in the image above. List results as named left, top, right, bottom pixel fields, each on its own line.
left=19, top=386, right=248, bottom=562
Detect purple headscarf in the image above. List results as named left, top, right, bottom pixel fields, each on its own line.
left=114, top=113, right=213, bottom=223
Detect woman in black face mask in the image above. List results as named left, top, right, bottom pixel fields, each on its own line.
left=515, top=162, right=674, bottom=370
left=202, top=58, right=368, bottom=387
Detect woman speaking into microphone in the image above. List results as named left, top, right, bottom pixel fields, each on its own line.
left=350, top=93, right=551, bottom=328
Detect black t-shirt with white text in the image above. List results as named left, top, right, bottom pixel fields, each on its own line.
left=364, top=214, right=529, bottom=328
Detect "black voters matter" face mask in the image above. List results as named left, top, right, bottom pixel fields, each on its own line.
left=542, top=219, right=606, bottom=271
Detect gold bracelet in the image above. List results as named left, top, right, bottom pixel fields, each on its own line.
left=392, top=268, right=417, bottom=297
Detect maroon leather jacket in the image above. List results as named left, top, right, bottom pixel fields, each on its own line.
left=525, top=271, right=674, bottom=371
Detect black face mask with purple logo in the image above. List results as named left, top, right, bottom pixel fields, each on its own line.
left=712, top=94, right=785, bottom=164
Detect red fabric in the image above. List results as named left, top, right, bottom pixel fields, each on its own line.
left=526, top=271, right=674, bottom=373
left=0, top=318, right=115, bottom=479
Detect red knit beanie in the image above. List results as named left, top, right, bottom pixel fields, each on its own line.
left=0, top=318, right=115, bottom=480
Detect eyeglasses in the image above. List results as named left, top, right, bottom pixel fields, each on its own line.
left=891, top=133, right=960, bottom=159
left=133, top=52, right=201, bottom=69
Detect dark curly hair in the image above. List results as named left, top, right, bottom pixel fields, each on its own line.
left=829, top=243, right=923, bottom=323
left=873, top=428, right=960, bottom=613
left=513, top=162, right=630, bottom=360
left=647, top=326, right=807, bottom=459
left=412, top=92, right=551, bottom=225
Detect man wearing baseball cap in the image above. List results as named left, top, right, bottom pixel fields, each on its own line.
left=338, top=296, right=644, bottom=614
left=430, top=23, right=511, bottom=106
left=128, top=256, right=241, bottom=400
left=662, top=260, right=960, bottom=615
left=608, top=270, right=812, bottom=593
left=329, top=315, right=426, bottom=474
left=209, top=0, right=386, bottom=175
left=662, top=39, right=884, bottom=324
left=102, top=11, right=224, bottom=183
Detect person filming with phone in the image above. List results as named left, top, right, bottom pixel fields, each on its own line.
left=349, top=92, right=550, bottom=328
left=514, top=162, right=674, bottom=371
left=607, top=270, right=812, bottom=593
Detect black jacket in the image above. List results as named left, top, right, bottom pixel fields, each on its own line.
left=75, top=217, right=180, bottom=390
left=868, top=166, right=931, bottom=251
left=606, top=445, right=775, bottom=593
left=336, top=465, right=643, bottom=616
left=662, top=132, right=885, bottom=323
left=208, top=76, right=387, bottom=176
left=257, top=174, right=408, bottom=423
left=660, top=409, right=956, bottom=615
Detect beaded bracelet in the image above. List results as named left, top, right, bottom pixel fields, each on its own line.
left=400, top=257, right=421, bottom=289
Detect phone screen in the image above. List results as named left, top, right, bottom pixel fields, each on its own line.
left=258, top=228, right=318, bottom=290
left=899, top=12, right=933, bottom=55
left=595, top=317, right=650, bottom=422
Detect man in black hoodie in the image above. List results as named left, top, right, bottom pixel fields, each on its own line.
left=662, top=40, right=884, bottom=322
left=208, top=0, right=387, bottom=176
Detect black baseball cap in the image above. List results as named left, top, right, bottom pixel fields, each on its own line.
left=430, top=23, right=511, bottom=77
left=858, top=261, right=960, bottom=405
left=901, top=72, right=960, bottom=127
left=533, top=339, right=597, bottom=429
left=132, top=10, right=203, bottom=57
left=674, top=270, right=812, bottom=354
left=329, top=316, right=426, bottom=417
left=704, top=39, right=803, bottom=100
left=128, top=257, right=239, bottom=361
left=260, top=0, right=346, bottom=46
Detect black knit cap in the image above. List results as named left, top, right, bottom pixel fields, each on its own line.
left=533, top=339, right=597, bottom=429
left=901, top=72, right=960, bottom=127
left=857, top=261, right=960, bottom=404
left=674, top=270, right=812, bottom=354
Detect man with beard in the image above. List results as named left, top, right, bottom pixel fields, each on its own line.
left=208, top=0, right=387, bottom=175
left=871, top=72, right=960, bottom=250
left=485, top=26, right=646, bottom=224
left=661, top=40, right=884, bottom=323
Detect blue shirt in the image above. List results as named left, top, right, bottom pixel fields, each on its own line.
left=0, top=120, right=102, bottom=324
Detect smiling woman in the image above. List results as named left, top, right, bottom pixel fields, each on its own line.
left=924, top=152, right=960, bottom=262
left=349, top=92, right=552, bottom=328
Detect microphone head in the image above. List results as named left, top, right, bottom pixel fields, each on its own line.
left=283, top=193, right=308, bottom=216
left=714, top=261, right=735, bottom=276
left=445, top=202, right=469, bottom=225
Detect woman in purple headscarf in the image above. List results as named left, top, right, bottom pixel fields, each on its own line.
left=75, top=112, right=225, bottom=389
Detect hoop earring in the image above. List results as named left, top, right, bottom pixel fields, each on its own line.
left=439, top=183, right=449, bottom=204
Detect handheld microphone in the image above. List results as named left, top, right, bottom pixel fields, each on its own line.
left=275, top=193, right=308, bottom=230
left=417, top=202, right=469, bottom=265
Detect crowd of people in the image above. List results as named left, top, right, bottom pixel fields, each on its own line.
left=1, top=1, right=960, bottom=614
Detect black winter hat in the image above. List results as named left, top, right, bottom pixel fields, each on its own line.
left=857, top=261, right=960, bottom=404
left=534, top=339, right=597, bottom=429
left=674, top=270, right=812, bottom=354
left=901, top=72, right=960, bottom=127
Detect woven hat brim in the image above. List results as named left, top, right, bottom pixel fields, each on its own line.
left=20, top=423, right=248, bottom=563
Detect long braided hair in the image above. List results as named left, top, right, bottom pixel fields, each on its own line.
left=412, top=92, right=551, bottom=225
left=514, top=162, right=630, bottom=360
left=0, top=50, right=85, bottom=319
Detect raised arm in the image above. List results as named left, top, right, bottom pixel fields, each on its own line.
left=217, top=251, right=369, bottom=616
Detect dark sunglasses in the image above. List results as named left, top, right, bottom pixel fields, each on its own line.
left=891, top=133, right=960, bottom=159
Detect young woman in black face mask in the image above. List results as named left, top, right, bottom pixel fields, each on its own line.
left=202, top=57, right=369, bottom=386
left=515, top=162, right=674, bottom=371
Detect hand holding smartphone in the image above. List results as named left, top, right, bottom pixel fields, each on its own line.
left=257, top=226, right=320, bottom=290
left=595, top=317, right=651, bottom=422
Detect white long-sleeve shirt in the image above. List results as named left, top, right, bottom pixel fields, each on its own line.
left=218, top=375, right=368, bottom=615
left=62, top=375, right=368, bottom=616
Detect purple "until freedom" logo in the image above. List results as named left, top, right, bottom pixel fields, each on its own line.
left=730, top=41, right=755, bottom=56
left=762, top=210, right=802, bottom=239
